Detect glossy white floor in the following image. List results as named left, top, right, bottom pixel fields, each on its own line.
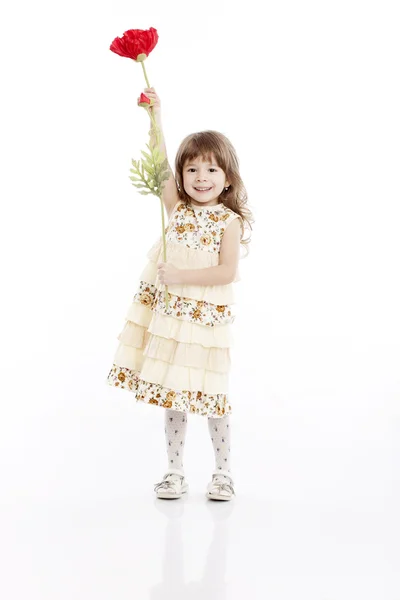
left=2, top=357, right=399, bottom=600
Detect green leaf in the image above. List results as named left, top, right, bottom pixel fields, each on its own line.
left=140, top=150, right=153, bottom=163
left=142, top=163, right=154, bottom=175
left=160, top=158, right=169, bottom=170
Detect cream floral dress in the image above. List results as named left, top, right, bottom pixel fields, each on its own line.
left=106, top=199, right=244, bottom=418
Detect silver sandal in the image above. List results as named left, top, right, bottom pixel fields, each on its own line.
left=206, top=470, right=236, bottom=501
left=154, top=469, right=189, bottom=499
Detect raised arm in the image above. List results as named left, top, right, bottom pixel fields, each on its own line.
left=139, top=87, right=180, bottom=219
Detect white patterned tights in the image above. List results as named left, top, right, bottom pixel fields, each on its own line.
left=164, top=409, right=231, bottom=473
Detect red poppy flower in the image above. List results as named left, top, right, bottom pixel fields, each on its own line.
left=110, top=27, right=159, bottom=62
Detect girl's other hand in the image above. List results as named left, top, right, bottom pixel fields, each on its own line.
left=137, top=87, right=161, bottom=117
left=157, top=262, right=181, bottom=286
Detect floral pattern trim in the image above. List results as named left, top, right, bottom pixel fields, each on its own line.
left=133, top=281, right=157, bottom=307
left=133, top=280, right=235, bottom=327
left=167, top=202, right=240, bottom=253
left=106, top=364, right=231, bottom=418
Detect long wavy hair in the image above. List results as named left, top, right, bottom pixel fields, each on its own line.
left=174, top=130, right=254, bottom=258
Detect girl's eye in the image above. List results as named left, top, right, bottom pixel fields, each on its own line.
left=187, top=168, right=218, bottom=172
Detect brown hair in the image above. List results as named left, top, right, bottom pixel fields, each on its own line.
left=174, top=130, right=254, bottom=258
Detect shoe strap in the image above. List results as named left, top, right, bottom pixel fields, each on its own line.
left=210, top=479, right=235, bottom=496
left=164, top=468, right=185, bottom=478
left=212, top=469, right=233, bottom=481
left=154, top=470, right=185, bottom=493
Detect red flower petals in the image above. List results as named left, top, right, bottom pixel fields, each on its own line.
left=110, top=27, right=159, bottom=61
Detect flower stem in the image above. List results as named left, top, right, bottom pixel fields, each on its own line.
left=160, top=197, right=169, bottom=310
left=146, top=106, right=160, bottom=148
left=139, top=62, right=169, bottom=310
left=140, top=61, right=151, bottom=88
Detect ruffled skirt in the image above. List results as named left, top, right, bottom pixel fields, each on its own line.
left=105, top=238, right=237, bottom=418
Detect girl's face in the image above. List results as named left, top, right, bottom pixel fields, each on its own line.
left=182, top=154, right=230, bottom=207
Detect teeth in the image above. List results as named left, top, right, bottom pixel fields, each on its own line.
left=195, top=187, right=211, bottom=191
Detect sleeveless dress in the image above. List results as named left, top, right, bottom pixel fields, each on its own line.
left=106, top=199, right=244, bottom=419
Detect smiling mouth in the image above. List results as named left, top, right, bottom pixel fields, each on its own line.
left=194, top=187, right=212, bottom=192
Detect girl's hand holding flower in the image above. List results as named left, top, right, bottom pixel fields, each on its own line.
left=137, top=88, right=161, bottom=117
left=157, top=262, right=182, bottom=286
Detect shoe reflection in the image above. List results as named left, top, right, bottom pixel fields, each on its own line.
left=150, top=496, right=234, bottom=599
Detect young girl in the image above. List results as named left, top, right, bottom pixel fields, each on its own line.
left=106, top=87, right=253, bottom=501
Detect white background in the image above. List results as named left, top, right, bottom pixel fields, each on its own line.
left=1, top=0, right=399, bottom=598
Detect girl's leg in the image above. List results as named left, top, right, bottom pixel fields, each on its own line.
left=207, top=415, right=231, bottom=473
left=164, top=409, right=188, bottom=472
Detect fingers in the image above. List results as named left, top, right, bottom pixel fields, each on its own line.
left=157, top=262, right=165, bottom=284
left=136, top=87, right=159, bottom=109
left=144, top=87, right=158, bottom=99
left=137, top=87, right=159, bottom=106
